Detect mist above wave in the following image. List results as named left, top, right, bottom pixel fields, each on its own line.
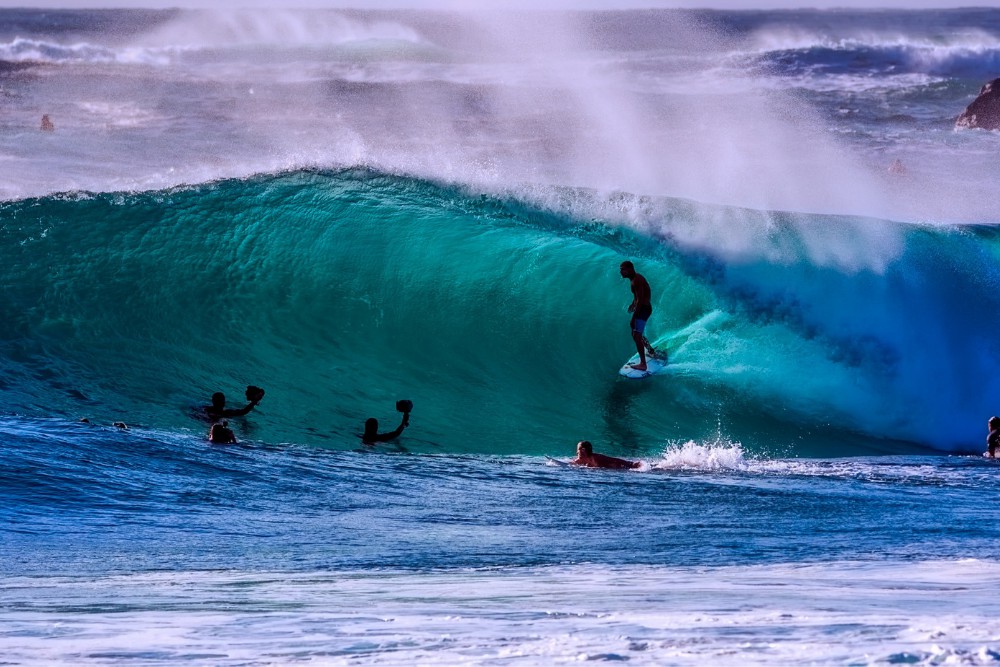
left=2, top=8, right=1000, bottom=225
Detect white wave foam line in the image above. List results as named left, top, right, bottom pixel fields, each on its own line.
left=645, top=439, right=988, bottom=488
left=755, top=71, right=941, bottom=94
left=0, top=37, right=173, bottom=66
left=141, top=9, right=428, bottom=49
left=72, top=101, right=167, bottom=128
left=3, top=561, right=1000, bottom=666
left=745, top=27, right=1000, bottom=54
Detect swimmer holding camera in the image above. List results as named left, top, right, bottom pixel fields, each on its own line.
left=202, top=385, right=264, bottom=444
left=362, top=399, right=413, bottom=445
left=204, top=385, right=265, bottom=422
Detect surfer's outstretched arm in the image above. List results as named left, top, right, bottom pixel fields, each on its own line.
left=383, top=413, right=409, bottom=441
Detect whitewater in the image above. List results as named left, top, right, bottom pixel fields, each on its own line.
left=3, top=7, right=1000, bottom=666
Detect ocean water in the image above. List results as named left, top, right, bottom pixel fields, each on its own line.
left=3, top=7, right=1000, bottom=665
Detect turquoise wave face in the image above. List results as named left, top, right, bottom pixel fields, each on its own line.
left=1, top=169, right=998, bottom=455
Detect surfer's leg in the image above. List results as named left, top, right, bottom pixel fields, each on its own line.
left=629, top=307, right=655, bottom=367
left=630, top=321, right=648, bottom=370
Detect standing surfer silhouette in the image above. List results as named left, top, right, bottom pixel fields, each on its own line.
left=619, top=261, right=658, bottom=371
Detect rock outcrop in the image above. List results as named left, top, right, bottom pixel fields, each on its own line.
left=956, top=78, right=1000, bottom=130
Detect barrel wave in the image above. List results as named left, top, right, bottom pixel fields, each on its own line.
left=1, top=168, right=997, bottom=455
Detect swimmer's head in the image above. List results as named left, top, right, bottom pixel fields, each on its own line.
left=577, top=440, right=593, bottom=456
left=989, top=416, right=1000, bottom=430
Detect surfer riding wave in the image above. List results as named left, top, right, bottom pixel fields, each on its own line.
left=620, top=261, right=661, bottom=371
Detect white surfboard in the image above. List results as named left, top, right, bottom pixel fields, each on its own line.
left=619, top=352, right=667, bottom=379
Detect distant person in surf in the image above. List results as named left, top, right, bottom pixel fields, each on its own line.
left=40, top=114, right=54, bottom=131
left=203, top=385, right=265, bottom=422
left=987, top=416, right=1000, bottom=458
left=619, top=260, right=660, bottom=371
left=208, top=420, right=237, bottom=445
left=79, top=418, right=129, bottom=430
left=572, top=440, right=641, bottom=470
left=362, top=400, right=412, bottom=445
left=887, top=158, right=907, bottom=175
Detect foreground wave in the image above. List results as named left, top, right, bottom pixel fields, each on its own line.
left=1, top=168, right=998, bottom=454
left=4, top=561, right=1000, bottom=666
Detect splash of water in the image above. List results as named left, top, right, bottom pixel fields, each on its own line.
left=652, top=439, right=750, bottom=471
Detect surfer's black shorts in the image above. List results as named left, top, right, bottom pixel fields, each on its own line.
left=631, top=305, right=652, bottom=334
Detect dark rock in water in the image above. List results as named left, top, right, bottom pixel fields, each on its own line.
left=956, top=78, right=1000, bottom=130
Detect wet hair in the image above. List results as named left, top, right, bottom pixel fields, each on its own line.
left=990, top=416, right=1000, bottom=430
left=578, top=440, right=593, bottom=455
left=364, top=418, right=378, bottom=434
left=620, top=261, right=634, bottom=271
left=211, top=392, right=225, bottom=406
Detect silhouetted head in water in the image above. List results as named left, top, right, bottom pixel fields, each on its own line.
left=209, top=420, right=237, bottom=445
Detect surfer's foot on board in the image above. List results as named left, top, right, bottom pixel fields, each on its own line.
left=629, top=362, right=648, bottom=371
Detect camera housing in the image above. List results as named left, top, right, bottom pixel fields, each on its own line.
left=396, top=399, right=413, bottom=414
